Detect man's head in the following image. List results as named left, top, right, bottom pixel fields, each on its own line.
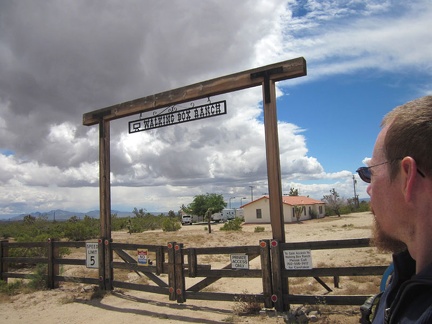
left=382, top=96, right=432, bottom=180
left=366, top=96, right=432, bottom=253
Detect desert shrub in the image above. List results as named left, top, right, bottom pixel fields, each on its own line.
left=0, top=280, right=24, bottom=295
left=233, top=290, right=262, bottom=315
left=220, top=218, right=243, bottom=231
left=63, top=221, right=98, bottom=241
left=161, top=217, right=181, bottom=232
left=27, top=264, right=48, bottom=290
left=254, top=226, right=265, bottom=233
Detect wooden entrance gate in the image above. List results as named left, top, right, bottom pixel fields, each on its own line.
left=1, top=237, right=388, bottom=311
left=82, top=58, right=307, bottom=311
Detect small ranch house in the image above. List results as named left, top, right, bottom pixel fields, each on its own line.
left=241, top=195, right=325, bottom=224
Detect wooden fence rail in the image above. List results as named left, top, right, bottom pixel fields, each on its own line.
left=0, top=237, right=389, bottom=311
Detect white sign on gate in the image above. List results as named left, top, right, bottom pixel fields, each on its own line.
left=86, top=242, right=99, bottom=268
left=231, top=254, right=249, bottom=269
left=283, top=249, right=312, bottom=270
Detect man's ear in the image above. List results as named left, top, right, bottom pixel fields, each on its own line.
left=401, top=157, right=418, bottom=203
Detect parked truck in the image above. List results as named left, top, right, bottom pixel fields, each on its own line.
left=211, top=212, right=225, bottom=223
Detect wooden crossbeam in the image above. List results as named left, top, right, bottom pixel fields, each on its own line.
left=82, top=57, right=306, bottom=126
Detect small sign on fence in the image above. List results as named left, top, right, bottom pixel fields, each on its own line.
left=283, top=249, right=312, bottom=270
left=137, top=249, right=150, bottom=266
left=231, top=254, right=249, bottom=269
left=86, top=242, right=98, bottom=268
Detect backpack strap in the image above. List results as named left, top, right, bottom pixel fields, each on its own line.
left=360, top=292, right=383, bottom=324
left=380, top=263, right=394, bottom=292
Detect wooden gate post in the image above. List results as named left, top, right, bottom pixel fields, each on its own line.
left=174, top=243, right=186, bottom=303
left=156, top=245, right=164, bottom=276
left=0, top=240, right=8, bottom=283
left=99, top=117, right=113, bottom=291
left=104, top=238, right=113, bottom=290
left=260, top=239, right=273, bottom=308
left=47, top=238, right=59, bottom=289
left=270, top=240, right=286, bottom=312
left=167, top=242, right=176, bottom=300
left=98, top=238, right=105, bottom=290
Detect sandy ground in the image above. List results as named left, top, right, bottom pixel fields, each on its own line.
left=0, top=212, right=391, bottom=323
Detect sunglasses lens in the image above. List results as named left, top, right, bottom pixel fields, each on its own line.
left=356, top=167, right=371, bottom=183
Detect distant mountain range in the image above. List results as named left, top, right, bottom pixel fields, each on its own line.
left=0, top=209, right=167, bottom=221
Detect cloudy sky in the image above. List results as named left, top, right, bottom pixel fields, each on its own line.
left=1, top=0, right=431, bottom=217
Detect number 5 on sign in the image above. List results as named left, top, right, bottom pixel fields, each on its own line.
left=86, top=242, right=99, bottom=268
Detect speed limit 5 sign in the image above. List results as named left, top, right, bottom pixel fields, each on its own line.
left=86, top=242, right=99, bottom=268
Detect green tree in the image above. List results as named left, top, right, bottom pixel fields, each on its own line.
left=183, top=193, right=227, bottom=233
left=132, top=207, right=147, bottom=218
left=322, top=188, right=343, bottom=217
left=23, top=215, right=36, bottom=225
left=293, top=205, right=305, bottom=222
left=289, top=188, right=299, bottom=196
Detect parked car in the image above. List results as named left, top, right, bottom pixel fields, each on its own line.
left=181, top=215, right=192, bottom=225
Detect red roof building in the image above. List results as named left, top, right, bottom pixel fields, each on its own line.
left=241, top=195, right=325, bottom=224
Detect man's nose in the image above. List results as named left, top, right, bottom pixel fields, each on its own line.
left=366, top=184, right=372, bottom=196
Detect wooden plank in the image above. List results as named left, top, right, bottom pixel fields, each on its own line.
left=53, top=241, right=86, bottom=248
left=83, top=57, right=306, bottom=126
left=270, top=240, right=285, bottom=311
left=56, top=276, right=100, bottom=285
left=55, top=258, right=86, bottom=265
left=263, top=80, right=285, bottom=244
left=112, top=242, right=168, bottom=252
left=282, top=266, right=388, bottom=277
left=156, top=246, right=164, bottom=276
left=2, top=272, right=34, bottom=279
left=167, top=242, right=176, bottom=300
left=3, top=257, right=47, bottom=263
left=259, top=240, right=273, bottom=308
left=174, top=243, right=186, bottom=303
left=113, top=280, right=168, bottom=295
left=188, top=248, right=197, bottom=278
left=0, top=240, right=7, bottom=282
left=47, top=238, right=59, bottom=289
left=190, top=246, right=260, bottom=255
left=191, top=269, right=262, bottom=278
left=280, top=238, right=372, bottom=250
left=3, top=242, right=47, bottom=248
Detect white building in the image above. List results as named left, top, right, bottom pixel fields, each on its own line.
left=241, top=195, right=325, bottom=224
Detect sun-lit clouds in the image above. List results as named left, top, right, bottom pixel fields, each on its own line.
left=0, top=0, right=430, bottom=215
left=279, top=1, right=432, bottom=81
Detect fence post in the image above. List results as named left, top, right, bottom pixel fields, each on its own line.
left=98, top=238, right=105, bottom=290
left=270, top=239, right=286, bottom=312
left=47, top=238, right=59, bottom=289
left=260, top=239, right=273, bottom=308
left=156, top=246, right=164, bottom=276
left=188, top=248, right=197, bottom=278
left=174, top=243, right=186, bottom=303
left=104, top=238, right=113, bottom=291
left=334, top=276, right=340, bottom=288
left=167, top=242, right=176, bottom=300
left=0, top=240, right=8, bottom=283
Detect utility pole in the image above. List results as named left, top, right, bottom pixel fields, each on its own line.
left=249, top=185, right=254, bottom=202
left=352, top=175, right=359, bottom=208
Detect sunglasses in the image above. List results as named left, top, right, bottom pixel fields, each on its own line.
left=356, top=160, right=426, bottom=183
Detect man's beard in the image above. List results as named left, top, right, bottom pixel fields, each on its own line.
left=371, top=211, right=406, bottom=253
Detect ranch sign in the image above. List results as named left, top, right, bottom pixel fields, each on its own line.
left=128, top=100, right=227, bottom=133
